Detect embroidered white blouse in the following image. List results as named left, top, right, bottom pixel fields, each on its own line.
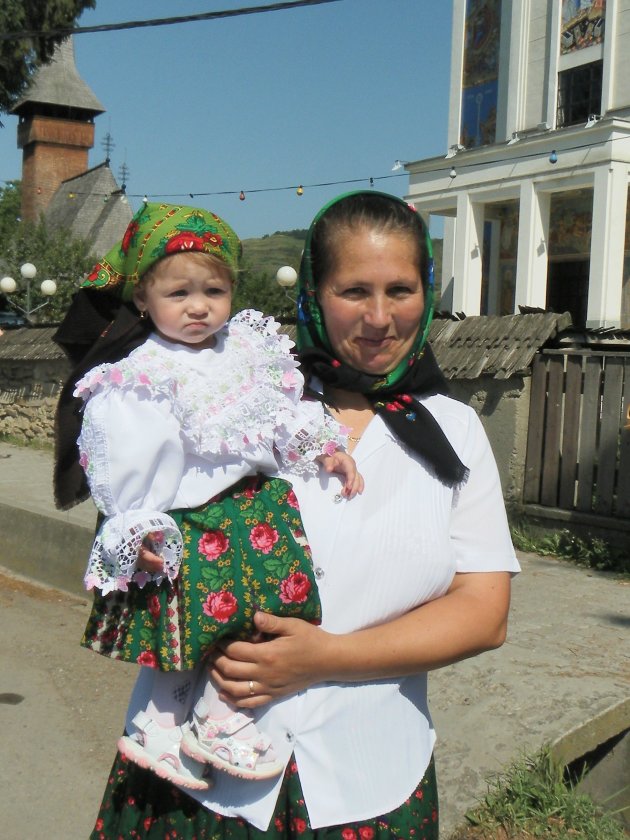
left=74, top=310, right=345, bottom=594
left=126, top=391, right=521, bottom=830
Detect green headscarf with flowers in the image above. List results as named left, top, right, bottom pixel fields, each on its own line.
left=296, top=190, right=468, bottom=487
left=82, top=202, right=241, bottom=301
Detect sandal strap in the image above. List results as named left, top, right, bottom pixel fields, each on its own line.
left=193, top=699, right=252, bottom=737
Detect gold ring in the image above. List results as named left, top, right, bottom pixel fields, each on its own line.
left=248, top=680, right=255, bottom=696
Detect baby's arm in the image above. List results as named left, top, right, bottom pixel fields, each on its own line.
left=317, top=450, right=364, bottom=498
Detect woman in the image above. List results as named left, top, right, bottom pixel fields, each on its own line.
left=90, top=190, right=519, bottom=839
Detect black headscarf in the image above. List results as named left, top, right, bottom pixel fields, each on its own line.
left=296, top=190, right=468, bottom=487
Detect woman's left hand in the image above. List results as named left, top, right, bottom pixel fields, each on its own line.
left=208, top=612, right=328, bottom=708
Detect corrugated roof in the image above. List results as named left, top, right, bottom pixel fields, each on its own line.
left=10, top=38, right=104, bottom=115
left=45, top=163, right=133, bottom=256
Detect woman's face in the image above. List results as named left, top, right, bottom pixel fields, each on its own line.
left=317, top=225, right=425, bottom=375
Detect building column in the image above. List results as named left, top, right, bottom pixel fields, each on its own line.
left=587, top=162, right=628, bottom=328
left=514, top=180, right=550, bottom=310
left=452, top=192, right=484, bottom=315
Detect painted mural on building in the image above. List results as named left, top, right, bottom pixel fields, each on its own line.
left=460, top=0, right=501, bottom=148
left=561, top=0, right=605, bottom=54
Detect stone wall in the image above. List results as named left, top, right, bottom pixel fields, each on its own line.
left=448, top=375, right=531, bottom=506
left=0, top=357, right=70, bottom=444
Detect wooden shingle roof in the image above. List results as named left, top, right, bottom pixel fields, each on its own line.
left=0, top=312, right=574, bottom=375
left=45, top=162, right=133, bottom=256
left=10, top=38, right=104, bottom=115
left=429, top=311, right=573, bottom=379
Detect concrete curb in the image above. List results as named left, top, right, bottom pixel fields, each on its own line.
left=0, top=501, right=92, bottom=596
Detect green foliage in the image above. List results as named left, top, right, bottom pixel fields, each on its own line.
left=452, top=746, right=627, bottom=840
left=510, top=521, right=630, bottom=574
left=0, top=213, right=94, bottom=324
left=0, top=181, right=22, bottom=240
left=0, top=0, right=95, bottom=116
left=231, top=232, right=305, bottom=321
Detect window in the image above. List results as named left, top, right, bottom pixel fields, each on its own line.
left=557, top=60, right=603, bottom=127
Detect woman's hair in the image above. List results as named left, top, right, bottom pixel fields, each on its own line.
left=139, top=250, right=238, bottom=289
left=309, top=192, right=430, bottom=287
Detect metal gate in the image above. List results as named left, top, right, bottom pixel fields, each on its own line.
left=524, top=350, right=630, bottom=519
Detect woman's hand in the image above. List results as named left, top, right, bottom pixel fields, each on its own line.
left=209, top=572, right=512, bottom=708
left=208, top=612, right=330, bottom=708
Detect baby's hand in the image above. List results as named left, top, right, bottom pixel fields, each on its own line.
left=137, top=533, right=165, bottom=574
left=318, top=450, right=364, bottom=498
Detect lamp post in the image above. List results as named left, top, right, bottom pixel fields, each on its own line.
left=0, top=263, right=57, bottom=323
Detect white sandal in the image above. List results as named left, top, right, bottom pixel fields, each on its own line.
left=181, top=698, right=284, bottom=781
left=118, top=711, right=213, bottom=791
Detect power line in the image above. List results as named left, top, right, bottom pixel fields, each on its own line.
left=0, top=0, right=343, bottom=41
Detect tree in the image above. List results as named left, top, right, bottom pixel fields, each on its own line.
left=0, top=1, right=95, bottom=118
left=0, top=181, right=21, bottom=241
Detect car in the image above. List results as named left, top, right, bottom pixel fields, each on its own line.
left=0, top=310, right=28, bottom=328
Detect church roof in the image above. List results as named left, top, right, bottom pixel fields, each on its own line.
left=10, top=38, right=104, bottom=115
left=45, top=162, right=133, bottom=257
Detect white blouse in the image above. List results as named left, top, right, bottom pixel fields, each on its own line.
left=74, top=310, right=345, bottom=594
left=127, top=391, right=521, bottom=829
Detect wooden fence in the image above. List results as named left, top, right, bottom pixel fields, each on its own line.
left=524, top=349, right=630, bottom=519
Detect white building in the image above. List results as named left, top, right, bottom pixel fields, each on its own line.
left=406, top=0, right=630, bottom=328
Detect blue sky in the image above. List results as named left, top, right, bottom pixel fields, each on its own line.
left=0, top=0, right=453, bottom=239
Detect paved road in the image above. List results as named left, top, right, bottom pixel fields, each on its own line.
left=0, top=441, right=629, bottom=838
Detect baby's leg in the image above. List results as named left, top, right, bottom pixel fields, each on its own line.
left=181, top=674, right=283, bottom=781
left=145, top=669, right=195, bottom=727
left=118, top=669, right=211, bottom=791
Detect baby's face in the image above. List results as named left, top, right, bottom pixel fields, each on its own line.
left=134, top=253, right=232, bottom=349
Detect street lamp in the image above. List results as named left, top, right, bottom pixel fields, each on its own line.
left=0, top=262, right=57, bottom=323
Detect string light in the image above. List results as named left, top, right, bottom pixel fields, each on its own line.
left=449, top=166, right=457, bottom=179
left=239, top=190, right=246, bottom=201
left=296, top=185, right=304, bottom=196
left=549, top=150, right=558, bottom=164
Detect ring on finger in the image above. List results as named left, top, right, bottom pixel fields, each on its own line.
left=248, top=679, right=255, bottom=696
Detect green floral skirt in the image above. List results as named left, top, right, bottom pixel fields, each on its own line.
left=81, top=476, right=321, bottom=671
left=90, top=751, right=439, bottom=839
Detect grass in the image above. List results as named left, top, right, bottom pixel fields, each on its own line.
left=448, top=746, right=629, bottom=839
left=0, top=432, right=53, bottom=452
left=510, top=520, right=630, bottom=575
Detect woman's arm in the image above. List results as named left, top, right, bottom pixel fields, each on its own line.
left=209, top=569, right=512, bottom=708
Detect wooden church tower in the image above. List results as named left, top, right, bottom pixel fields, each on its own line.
left=10, top=39, right=104, bottom=223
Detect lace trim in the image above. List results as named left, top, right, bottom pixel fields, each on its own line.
left=84, top=510, right=183, bottom=595
left=74, top=309, right=345, bottom=472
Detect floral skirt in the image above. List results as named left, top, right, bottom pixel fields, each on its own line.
left=91, top=751, right=439, bottom=839
left=81, top=476, right=321, bottom=671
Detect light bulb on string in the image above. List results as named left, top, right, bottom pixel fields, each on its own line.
left=549, top=150, right=558, bottom=164
left=449, top=167, right=457, bottom=179
left=296, top=185, right=304, bottom=196
left=239, top=191, right=246, bottom=201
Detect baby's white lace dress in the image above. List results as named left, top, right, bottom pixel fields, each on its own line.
left=74, top=309, right=345, bottom=595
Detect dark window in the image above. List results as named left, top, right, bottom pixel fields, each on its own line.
left=557, top=61, right=603, bottom=128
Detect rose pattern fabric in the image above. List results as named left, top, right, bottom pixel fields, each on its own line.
left=89, top=753, right=439, bottom=838
left=81, top=476, right=321, bottom=671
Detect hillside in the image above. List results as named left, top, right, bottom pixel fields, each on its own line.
left=241, top=229, right=443, bottom=296
left=241, top=230, right=306, bottom=277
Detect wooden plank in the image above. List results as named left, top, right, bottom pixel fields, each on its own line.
left=558, top=355, right=583, bottom=509
left=615, top=358, right=630, bottom=517
left=523, top=354, right=548, bottom=503
left=540, top=356, right=564, bottom=507
left=594, top=358, right=624, bottom=514
left=576, top=357, right=602, bottom=512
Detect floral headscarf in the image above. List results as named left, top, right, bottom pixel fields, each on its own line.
left=296, top=190, right=468, bottom=487
left=82, top=202, right=241, bottom=301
